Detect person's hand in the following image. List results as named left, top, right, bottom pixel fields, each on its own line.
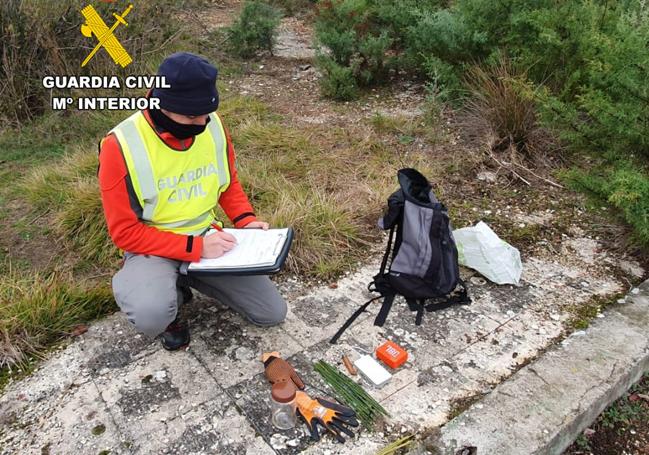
left=244, top=220, right=269, bottom=230
left=201, top=230, right=237, bottom=258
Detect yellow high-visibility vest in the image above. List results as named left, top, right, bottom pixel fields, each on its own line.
left=110, top=111, right=230, bottom=235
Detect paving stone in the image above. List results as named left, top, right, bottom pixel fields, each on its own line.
left=280, top=264, right=378, bottom=349
left=445, top=313, right=564, bottom=384
left=0, top=380, right=127, bottom=455
left=381, top=369, right=481, bottom=428
left=83, top=314, right=159, bottom=373
left=94, top=348, right=224, bottom=443
left=190, top=311, right=303, bottom=388
left=131, top=394, right=272, bottom=455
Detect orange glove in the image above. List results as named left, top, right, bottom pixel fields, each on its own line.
left=295, top=391, right=358, bottom=442
left=262, top=351, right=305, bottom=390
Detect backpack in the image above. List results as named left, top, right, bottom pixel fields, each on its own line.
left=330, top=168, right=470, bottom=344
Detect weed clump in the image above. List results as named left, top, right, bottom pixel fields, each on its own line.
left=463, top=57, right=545, bottom=157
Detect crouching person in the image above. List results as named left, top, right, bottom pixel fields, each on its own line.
left=98, top=52, right=287, bottom=350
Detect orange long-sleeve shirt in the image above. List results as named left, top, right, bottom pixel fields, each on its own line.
left=98, top=110, right=256, bottom=262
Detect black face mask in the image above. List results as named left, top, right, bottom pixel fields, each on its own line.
left=149, top=109, right=211, bottom=140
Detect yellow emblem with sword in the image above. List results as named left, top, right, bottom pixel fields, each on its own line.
left=80, top=4, right=134, bottom=68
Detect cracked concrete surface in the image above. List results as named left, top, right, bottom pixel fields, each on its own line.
left=0, top=233, right=645, bottom=455
left=433, top=280, right=649, bottom=455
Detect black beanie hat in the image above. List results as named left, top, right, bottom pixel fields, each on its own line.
left=152, top=52, right=219, bottom=116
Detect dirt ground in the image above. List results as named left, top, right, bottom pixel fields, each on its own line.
left=565, top=374, right=649, bottom=455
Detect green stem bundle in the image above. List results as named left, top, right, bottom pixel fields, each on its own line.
left=314, top=360, right=389, bottom=429
left=376, top=434, right=415, bottom=455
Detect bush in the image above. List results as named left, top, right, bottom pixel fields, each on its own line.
left=226, top=1, right=283, bottom=58
left=317, top=58, right=359, bottom=100
left=537, top=3, right=649, bottom=161
left=314, top=0, right=395, bottom=96
left=404, top=8, right=483, bottom=96
left=0, top=0, right=197, bottom=125
left=567, top=161, right=649, bottom=247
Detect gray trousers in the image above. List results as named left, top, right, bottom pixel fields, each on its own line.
left=112, top=253, right=287, bottom=337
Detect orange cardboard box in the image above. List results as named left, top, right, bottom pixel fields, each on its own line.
left=376, top=340, right=408, bottom=369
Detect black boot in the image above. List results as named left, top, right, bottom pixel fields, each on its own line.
left=160, top=318, right=190, bottom=351
left=178, top=285, right=193, bottom=304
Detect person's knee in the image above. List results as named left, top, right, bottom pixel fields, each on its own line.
left=113, top=272, right=178, bottom=337
left=248, top=297, right=287, bottom=327
left=130, top=303, right=176, bottom=337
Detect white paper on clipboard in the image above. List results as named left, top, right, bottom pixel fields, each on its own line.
left=187, top=228, right=289, bottom=271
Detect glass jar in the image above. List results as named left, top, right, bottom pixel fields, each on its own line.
left=270, top=382, right=297, bottom=430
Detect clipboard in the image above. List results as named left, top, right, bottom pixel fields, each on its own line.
left=180, top=228, right=294, bottom=276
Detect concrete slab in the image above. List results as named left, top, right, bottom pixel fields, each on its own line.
left=280, top=263, right=378, bottom=349
left=94, top=348, right=223, bottom=435
left=0, top=379, right=127, bottom=455
left=429, top=279, right=649, bottom=455
left=0, top=233, right=645, bottom=455
left=190, top=311, right=303, bottom=388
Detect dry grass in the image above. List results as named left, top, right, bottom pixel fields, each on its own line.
left=21, top=149, right=120, bottom=269
left=463, top=57, right=548, bottom=157
left=0, top=267, right=115, bottom=370
left=230, top=106, right=441, bottom=277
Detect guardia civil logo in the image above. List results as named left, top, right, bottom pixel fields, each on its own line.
left=80, top=3, right=134, bottom=68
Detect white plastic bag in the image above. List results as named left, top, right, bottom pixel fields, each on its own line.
left=453, top=221, right=522, bottom=285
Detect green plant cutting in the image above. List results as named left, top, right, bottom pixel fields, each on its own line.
left=314, top=360, right=389, bottom=429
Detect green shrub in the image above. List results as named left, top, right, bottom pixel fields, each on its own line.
left=317, top=58, right=359, bottom=100
left=405, top=8, right=483, bottom=90
left=539, top=3, right=649, bottom=160
left=567, top=161, right=649, bottom=247
left=226, top=1, right=283, bottom=58
left=314, top=0, right=395, bottom=96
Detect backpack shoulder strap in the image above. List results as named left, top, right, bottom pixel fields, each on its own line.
left=379, top=225, right=396, bottom=275
left=331, top=222, right=402, bottom=343
left=330, top=296, right=382, bottom=344
left=455, top=278, right=471, bottom=305
left=373, top=293, right=396, bottom=327
left=406, top=298, right=426, bottom=325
